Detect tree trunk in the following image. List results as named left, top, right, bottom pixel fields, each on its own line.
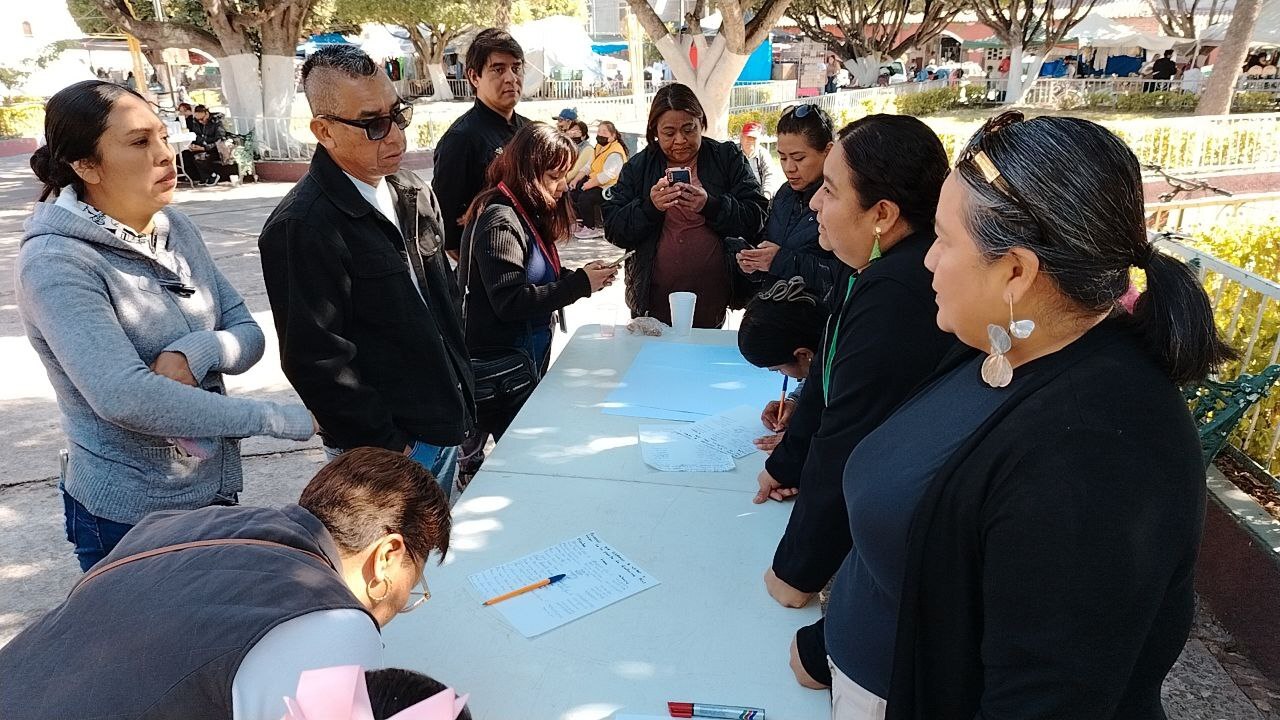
left=652, top=34, right=749, bottom=139
left=1004, top=44, right=1026, bottom=104
left=1198, top=0, right=1262, bottom=115
left=495, top=0, right=513, bottom=29
left=848, top=55, right=884, bottom=88
left=427, top=63, right=454, bottom=101
left=219, top=54, right=264, bottom=126
left=1011, top=54, right=1046, bottom=105
left=697, top=50, right=751, bottom=139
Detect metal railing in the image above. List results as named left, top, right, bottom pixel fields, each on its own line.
left=1103, top=113, right=1280, bottom=173
left=226, top=116, right=315, bottom=161
left=1157, top=235, right=1280, bottom=474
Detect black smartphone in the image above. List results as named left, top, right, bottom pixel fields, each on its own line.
left=724, top=236, right=757, bottom=255
left=666, top=167, right=691, bottom=185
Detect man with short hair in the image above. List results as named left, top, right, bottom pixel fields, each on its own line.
left=433, top=28, right=530, bottom=259
left=1153, top=49, right=1178, bottom=81
left=258, top=45, right=474, bottom=496
left=739, top=121, right=777, bottom=199
left=554, top=107, right=578, bottom=132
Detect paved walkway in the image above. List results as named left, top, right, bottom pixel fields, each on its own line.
left=0, top=155, right=1273, bottom=717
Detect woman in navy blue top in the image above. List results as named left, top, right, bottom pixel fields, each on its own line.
left=458, top=123, right=618, bottom=478
left=810, top=112, right=1233, bottom=719
left=734, top=104, right=843, bottom=298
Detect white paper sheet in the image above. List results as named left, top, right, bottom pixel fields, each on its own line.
left=469, top=532, right=659, bottom=638
left=603, top=343, right=778, bottom=419
left=681, top=405, right=767, bottom=459
left=638, top=425, right=735, bottom=472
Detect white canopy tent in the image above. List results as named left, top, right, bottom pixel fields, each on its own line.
left=1066, top=14, right=1177, bottom=52
left=508, top=16, right=606, bottom=93
left=1201, top=0, right=1280, bottom=46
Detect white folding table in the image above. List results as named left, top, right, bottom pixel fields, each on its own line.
left=381, top=327, right=827, bottom=720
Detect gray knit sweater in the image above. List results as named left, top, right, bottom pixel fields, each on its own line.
left=16, top=194, right=314, bottom=525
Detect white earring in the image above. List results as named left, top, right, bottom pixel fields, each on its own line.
left=982, top=298, right=1034, bottom=388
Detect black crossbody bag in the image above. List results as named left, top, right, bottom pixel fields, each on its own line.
left=461, top=219, right=539, bottom=425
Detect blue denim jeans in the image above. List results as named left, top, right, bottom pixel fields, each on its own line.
left=324, top=442, right=457, bottom=499
left=62, top=487, right=134, bottom=572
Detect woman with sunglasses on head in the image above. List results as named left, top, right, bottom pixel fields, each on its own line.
left=754, top=116, right=954, bottom=686
left=16, top=80, right=316, bottom=572
left=0, top=448, right=451, bottom=720
left=457, top=122, right=618, bottom=479
left=735, top=104, right=842, bottom=299
left=803, top=112, right=1230, bottom=720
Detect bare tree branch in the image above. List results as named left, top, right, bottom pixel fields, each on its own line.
left=87, top=0, right=224, bottom=56
left=745, top=0, right=794, bottom=49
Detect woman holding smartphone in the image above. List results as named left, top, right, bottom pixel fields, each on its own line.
left=603, top=83, right=768, bottom=328
left=457, top=122, right=617, bottom=479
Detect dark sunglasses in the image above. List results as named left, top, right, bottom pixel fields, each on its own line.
left=783, top=103, right=833, bottom=129
left=319, top=103, right=413, bottom=141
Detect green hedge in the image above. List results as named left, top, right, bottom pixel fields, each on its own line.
left=894, top=86, right=964, bottom=117
left=0, top=102, right=42, bottom=139
left=1184, top=223, right=1280, bottom=472
left=1232, top=91, right=1277, bottom=113
left=1112, top=90, right=1200, bottom=113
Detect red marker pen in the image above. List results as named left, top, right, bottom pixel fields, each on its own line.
left=668, top=701, right=765, bottom=719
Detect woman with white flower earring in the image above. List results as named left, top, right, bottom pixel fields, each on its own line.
left=806, top=111, right=1233, bottom=719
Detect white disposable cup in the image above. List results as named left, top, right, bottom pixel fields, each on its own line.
left=669, top=292, right=697, bottom=337
left=598, top=304, right=617, bottom=338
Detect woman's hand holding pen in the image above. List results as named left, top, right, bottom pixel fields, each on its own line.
left=761, top=398, right=796, bottom=432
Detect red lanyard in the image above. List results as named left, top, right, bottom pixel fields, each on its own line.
left=497, top=181, right=560, bottom=274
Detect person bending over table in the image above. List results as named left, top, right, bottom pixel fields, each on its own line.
left=17, top=80, right=316, bottom=572
left=737, top=276, right=829, bottom=454
left=753, top=115, right=954, bottom=627
left=799, top=111, right=1228, bottom=720
left=602, top=83, right=768, bottom=328
left=735, top=104, right=842, bottom=299
left=457, top=122, right=618, bottom=480
left=0, top=448, right=451, bottom=720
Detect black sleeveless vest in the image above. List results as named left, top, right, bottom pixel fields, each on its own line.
left=0, top=504, right=371, bottom=719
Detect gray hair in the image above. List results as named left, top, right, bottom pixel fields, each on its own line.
left=302, top=45, right=380, bottom=115
left=955, top=113, right=1234, bottom=384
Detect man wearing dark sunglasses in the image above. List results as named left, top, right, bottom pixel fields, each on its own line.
left=258, top=45, right=475, bottom=498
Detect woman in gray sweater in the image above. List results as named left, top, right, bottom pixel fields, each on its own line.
left=18, top=80, right=315, bottom=571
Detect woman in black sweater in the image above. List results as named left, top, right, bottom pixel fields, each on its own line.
left=457, top=123, right=617, bottom=479
left=753, top=116, right=955, bottom=622
left=803, top=112, right=1233, bottom=719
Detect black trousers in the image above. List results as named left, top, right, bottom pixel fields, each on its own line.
left=574, top=186, right=606, bottom=228
left=180, top=149, right=220, bottom=183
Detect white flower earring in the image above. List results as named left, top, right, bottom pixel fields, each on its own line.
left=982, top=297, right=1035, bottom=388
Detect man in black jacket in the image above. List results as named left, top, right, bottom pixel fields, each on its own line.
left=183, top=105, right=225, bottom=185
left=258, top=45, right=474, bottom=496
left=433, top=28, right=529, bottom=260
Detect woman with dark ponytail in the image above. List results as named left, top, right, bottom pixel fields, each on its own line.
left=804, top=111, right=1229, bottom=720
left=17, top=80, right=315, bottom=571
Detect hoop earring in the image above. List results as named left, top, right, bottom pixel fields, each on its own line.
left=981, top=297, right=1035, bottom=388
left=367, top=577, right=392, bottom=603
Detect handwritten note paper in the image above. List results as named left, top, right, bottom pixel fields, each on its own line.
left=469, top=532, right=659, bottom=638
left=682, top=405, right=766, bottom=459
left=639, top=425, right=735, bottom=472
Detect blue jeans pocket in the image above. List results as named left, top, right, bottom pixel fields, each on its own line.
left=62, top=490, right=133, bottom=572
